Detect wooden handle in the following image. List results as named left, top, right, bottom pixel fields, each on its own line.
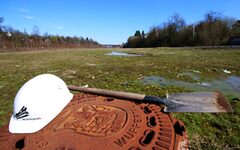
left=68, top=85, right=145, bottom=101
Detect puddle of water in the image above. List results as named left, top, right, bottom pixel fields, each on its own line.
left=177, top=72, right=200, bottom=81
left=226, top=76, right=240, bottom=91
left=106, top=51, right=143, bottom=56
left=143, top=75, right=240, bottom=98
left=197, top=82, right=211, bottom=87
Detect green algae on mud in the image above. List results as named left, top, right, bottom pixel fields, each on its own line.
left=0, top=47, right=240, bottom=149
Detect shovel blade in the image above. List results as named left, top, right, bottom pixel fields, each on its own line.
left=164, top=92, right=233, bottom=113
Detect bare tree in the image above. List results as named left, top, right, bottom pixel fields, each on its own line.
left=0, top=17, right=4, bottom=32
left=32, top=25, right=40, bottom=36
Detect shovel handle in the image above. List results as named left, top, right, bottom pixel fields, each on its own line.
left=68, top=85, right=146, bottom=101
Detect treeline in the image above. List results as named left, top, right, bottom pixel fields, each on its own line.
left=0, top=17, right=100, bottom=50
left=124, top=12, right=240, bottom=48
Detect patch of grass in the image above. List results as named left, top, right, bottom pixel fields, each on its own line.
left=0, top=48, right=239, bottom=149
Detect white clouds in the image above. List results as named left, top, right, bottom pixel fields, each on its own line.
left=18, top=8, right=30, bottom=13
left=9, top=6, right=63, bottom=31
left=22, top=16, right=35, bottom=20
left=47, top=23, right=64, bottom=29
left=10, top=7, right=35, bottom=20
left=9, top=7, right=30, bottom=13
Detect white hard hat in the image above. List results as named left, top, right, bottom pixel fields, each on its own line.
left=9, top=74, right=73, bottom=133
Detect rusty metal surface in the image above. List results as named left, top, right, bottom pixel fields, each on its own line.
left=0, top=94, right=188, bottom=150
left=215, top=91, right=234, bottom=112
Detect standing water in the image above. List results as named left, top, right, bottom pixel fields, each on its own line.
left=143, top=75, right=240, bottom=98
left=106, top=51, right=143, bottom=56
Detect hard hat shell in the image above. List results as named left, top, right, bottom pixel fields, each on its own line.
left=9, top=74, right=73, bottom=133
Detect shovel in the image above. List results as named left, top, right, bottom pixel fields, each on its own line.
left=68, top=85, right=233, bottom=113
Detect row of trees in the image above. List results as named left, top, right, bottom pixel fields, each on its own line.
left=125, top=12, right=240, bottom=48
left=0, top=17, right=100, bottom=49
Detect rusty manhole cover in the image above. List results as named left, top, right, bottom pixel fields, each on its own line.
left=0, top=94, right=188, bottom=150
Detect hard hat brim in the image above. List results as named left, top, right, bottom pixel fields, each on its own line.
left=9, top=115, right=45, bottom=133
left=9, top=93, right=73, bottom=133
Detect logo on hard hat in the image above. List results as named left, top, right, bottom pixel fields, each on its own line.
left=15, top=106, right=29, bottom=119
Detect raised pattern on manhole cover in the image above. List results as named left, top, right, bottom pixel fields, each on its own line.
left=55, top=104, right=127, bottom=136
